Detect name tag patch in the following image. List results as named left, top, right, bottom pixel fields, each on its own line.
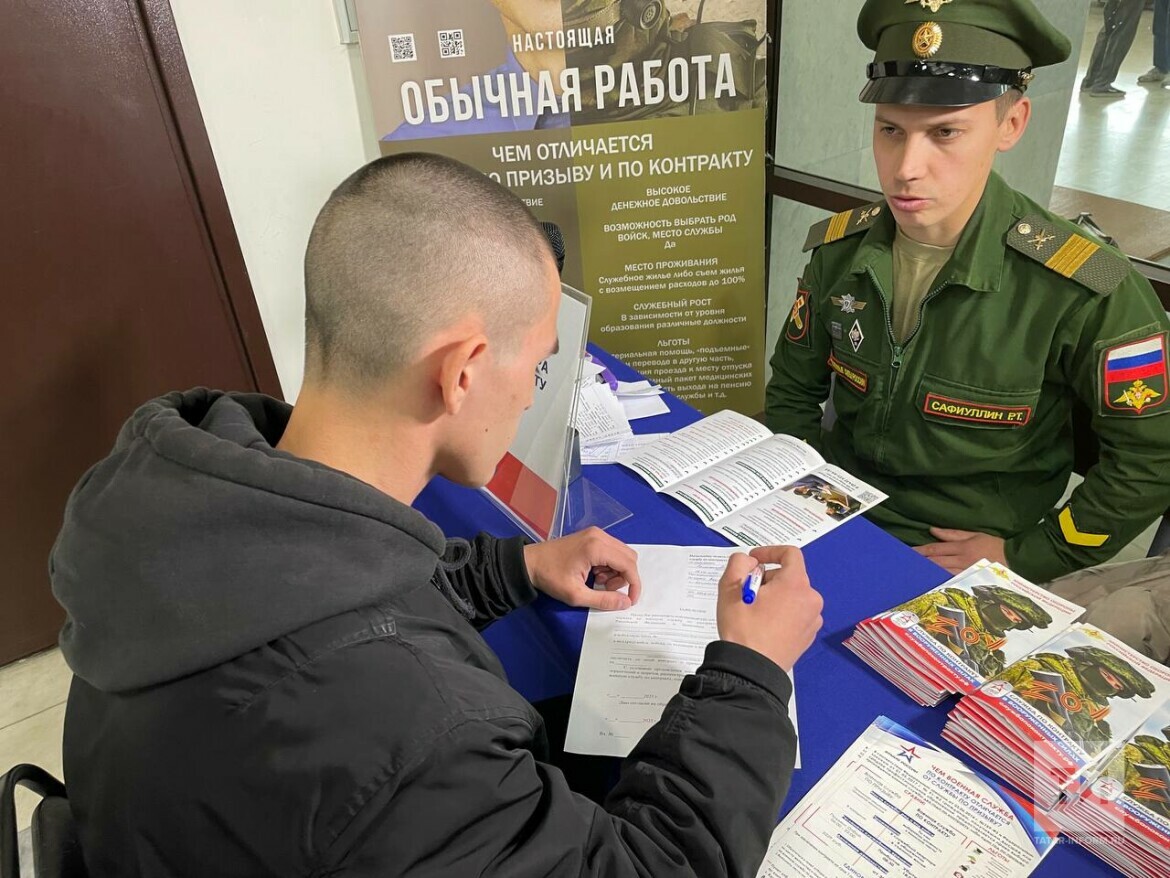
left=922, top=393, right=1032, bottom=426
left=828, top=353, right=869, bottom=394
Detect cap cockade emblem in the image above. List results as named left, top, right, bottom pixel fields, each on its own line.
left=912, top=22, right=944, bottom=58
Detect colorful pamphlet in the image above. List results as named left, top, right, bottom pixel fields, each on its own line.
left=845, top=561, right=1084, bottom=706
left=943, top=625, right=1170, bottom=812
left=1052, top=700, right=1170, bottom=878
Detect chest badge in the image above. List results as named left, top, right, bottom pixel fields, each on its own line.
left=848, top=319, right=865, bottom=353
left=831, top=294, right=867, bottom=314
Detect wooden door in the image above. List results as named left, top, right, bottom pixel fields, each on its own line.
left=0, top=0, right=281, bottom=665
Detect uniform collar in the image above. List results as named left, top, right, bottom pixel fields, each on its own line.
left=851, top=171, right=1015, bottom=294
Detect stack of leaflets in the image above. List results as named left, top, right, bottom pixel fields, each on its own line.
left=1051, top=701, right=1170, bottom=878
left=617, top=410, right=886, bottom=548
left=942, top=624, right=1170, bottom=811
left=845, top=561, right=1084, bottom=706
left=755, top=716, right=1060, bottom=878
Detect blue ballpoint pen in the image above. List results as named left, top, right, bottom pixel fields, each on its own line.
left=741, top=566, right=763, bottom=604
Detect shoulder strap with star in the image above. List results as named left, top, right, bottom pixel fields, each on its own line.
left=1006, top=213, right=1132, bottom=296
left=803, top=201, right=885, bottom=252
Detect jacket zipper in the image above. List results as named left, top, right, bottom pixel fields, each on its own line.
left=866, top=267, right=951, bottom=466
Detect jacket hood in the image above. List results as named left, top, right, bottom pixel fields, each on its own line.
left=51, top=389, right=447, bottom=693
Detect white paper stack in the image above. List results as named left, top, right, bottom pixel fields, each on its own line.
left=573, top=356, right=670, bottom=460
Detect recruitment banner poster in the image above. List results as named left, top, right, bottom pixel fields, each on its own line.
left=354, top=0, right=767, bottom=414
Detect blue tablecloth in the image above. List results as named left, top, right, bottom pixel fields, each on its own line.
left=413, top=345, right=1115, bottom=877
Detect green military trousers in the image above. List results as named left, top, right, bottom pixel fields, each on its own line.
left=1049, top=551, right=1170, bottom=664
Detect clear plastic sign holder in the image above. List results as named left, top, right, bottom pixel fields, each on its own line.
left=559, top=427, right=631, bottom=538
left=483, top=283, right=630, bottom=542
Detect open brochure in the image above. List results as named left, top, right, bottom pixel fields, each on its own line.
left=756, top=716, right=1059, bottom=878
left=564, top=544, right=798, bottom=763
left=617, top=410, right=886, bottom=547
left=1053, top=700, right=1170, bottom=878
left=943, top=624, right=1170, bottom=811
left=846, top=560, right=1085, bottom=706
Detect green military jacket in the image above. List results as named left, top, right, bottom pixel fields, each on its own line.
left=766, top=172, right=1170, bottom=582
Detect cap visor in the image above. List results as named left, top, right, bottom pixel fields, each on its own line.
left=859, top=76, right=1009, bottom=107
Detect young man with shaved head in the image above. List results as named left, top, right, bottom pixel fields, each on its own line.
left=766, top=0, right=1170, bottom=660
left=54, top=153, right=823, bottom=875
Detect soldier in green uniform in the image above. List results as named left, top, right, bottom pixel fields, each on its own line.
left=997, top=644, right=1156, bottom=756
left=764, top=1, right=1170, bottom=615
left=901, top=583, right=1052, bottom=677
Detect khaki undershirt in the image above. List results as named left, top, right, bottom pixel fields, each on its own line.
left=891, top=229, right=955, bottom=344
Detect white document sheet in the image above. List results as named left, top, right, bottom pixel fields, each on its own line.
left=574, top=382, right=633, bottom=444
left=615, top=380, right=661, bottom=396
left=621, top=393, right=671, bottom=421
left=581, top=358, right=607, bottom=380
left=565, top=544, right=799, bottom=764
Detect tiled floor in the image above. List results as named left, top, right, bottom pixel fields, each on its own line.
left=1057, top=7, right=1170, bottom=220
left=0, top=648, right=70, bottom=833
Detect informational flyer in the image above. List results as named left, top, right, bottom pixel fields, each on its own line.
left=353, top=0, right=768, bottom=414
left=757, top=717, right=1059, bottom=878
left=618, top=410, right=887, bottom=547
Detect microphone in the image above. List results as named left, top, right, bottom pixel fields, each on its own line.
left=540, top=221, right=566, bottom=275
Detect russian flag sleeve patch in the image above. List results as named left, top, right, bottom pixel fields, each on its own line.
left=1100, top=332, right=1168, bottom=417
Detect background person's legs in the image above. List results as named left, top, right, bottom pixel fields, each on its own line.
left=1047, top=551, right=1170, bottom=663
left=1156, top=0, right=1170, bottom=78
left=1082, top=0, right=1147, bottom=94
left=1139, top=0, right=1170, bottom=80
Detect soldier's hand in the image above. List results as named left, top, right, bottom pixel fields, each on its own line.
left=716, top=546, right=823, bottom=672
left=914, top=528, right=1007, bottom=574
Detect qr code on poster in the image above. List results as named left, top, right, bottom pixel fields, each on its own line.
left=438, top=29, right=465, bottom=59
left=388, top=33, right=416, bottom=63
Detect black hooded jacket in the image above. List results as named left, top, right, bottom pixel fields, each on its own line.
left=53, top=390, right=797, bottom=876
